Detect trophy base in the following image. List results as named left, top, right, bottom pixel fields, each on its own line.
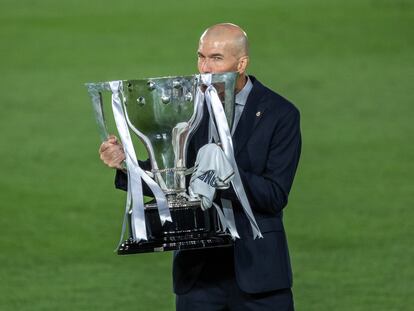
left=117, top=199, right=234, bottom=255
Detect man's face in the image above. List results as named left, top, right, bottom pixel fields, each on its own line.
left=197, top=37, right=240, bottom=74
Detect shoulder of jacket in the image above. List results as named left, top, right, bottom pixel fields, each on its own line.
left=252, top=78, right=299, bottom=117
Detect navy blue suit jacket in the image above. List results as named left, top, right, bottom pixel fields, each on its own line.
left=115, top=76, right=301, bottom=295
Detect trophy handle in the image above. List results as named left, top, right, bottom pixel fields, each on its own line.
left=86, top=82, right=111, bottom=142
left=86, top=81, right=168, bottom=190
left=121, top=99, right=168, bottom=191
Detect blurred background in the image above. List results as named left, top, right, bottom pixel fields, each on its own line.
left=0, top=0, right=413, bottom=310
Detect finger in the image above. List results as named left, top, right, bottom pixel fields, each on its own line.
left=102, top=155, right=120, bottom=169
left=100, top=139, right=123, bottom=153
left=100, top=147, right=113, bottom=160
left=109, top=154, right=125, bottom=169
left=107, top=135, right=118, bottom=144
left=108, top=146, right=124, bottom=158
left=99, top=141, right=112, bottom=153
left=113, top=156, right=126, bottom=169
left=116, top=152, right=126, bottom=162
left=99, top=142, right=108, bottom=153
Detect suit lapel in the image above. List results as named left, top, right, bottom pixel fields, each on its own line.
left=233, top=77, right=268, bottom=156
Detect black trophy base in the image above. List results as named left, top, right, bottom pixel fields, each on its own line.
left=117, top=233, right=233, bottom=254
left=117, top=200, right=233, bottom=255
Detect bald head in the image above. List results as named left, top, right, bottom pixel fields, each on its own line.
left=200, top=23, right=249, bottom=58
left=197, top=23, right=250, bottom=91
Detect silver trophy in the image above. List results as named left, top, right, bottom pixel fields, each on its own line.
left=86, top=72, right=238, bottom=254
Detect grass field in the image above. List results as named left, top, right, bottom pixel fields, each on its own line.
left=0, top=0, right=413, bottom=310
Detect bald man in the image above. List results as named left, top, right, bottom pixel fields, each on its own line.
left=100, top=23, right=301, bottom=311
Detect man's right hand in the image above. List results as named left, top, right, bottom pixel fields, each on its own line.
left=99, top=135, right=126, bottom=170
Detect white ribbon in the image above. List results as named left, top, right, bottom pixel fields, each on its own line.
left=198, top=74, right=263, bottom=239
left=187, top=87, right=205, bottom=145
left=205, top=95, right=220, bottom=143
left=109, top=81, right=171, bottom=245
left=213, top=202, right=240, bottom=239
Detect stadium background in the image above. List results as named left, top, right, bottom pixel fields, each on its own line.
left=0, top=0, right=412, bottom=310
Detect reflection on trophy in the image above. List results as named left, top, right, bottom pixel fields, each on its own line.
left=86, top=72, right=241, bottom=254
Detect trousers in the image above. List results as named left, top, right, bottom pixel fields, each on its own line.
left=175, top=247, right=294, bottom=311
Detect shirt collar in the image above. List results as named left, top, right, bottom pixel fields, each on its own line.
left=235, top=76, right=253, bottom=106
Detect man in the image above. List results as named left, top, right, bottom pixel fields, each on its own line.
left=100, top=23, right=301, bottom=311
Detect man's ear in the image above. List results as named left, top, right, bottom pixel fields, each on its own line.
left=237, top=56, right=249, bottom=74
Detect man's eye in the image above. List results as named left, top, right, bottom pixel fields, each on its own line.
left=213, top=57, right=222, bottom=61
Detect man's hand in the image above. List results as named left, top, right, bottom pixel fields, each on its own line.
left=99, top=135, right=126, bottom=170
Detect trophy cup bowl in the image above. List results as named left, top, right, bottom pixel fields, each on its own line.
left=86, top=72, right=238, bottom=254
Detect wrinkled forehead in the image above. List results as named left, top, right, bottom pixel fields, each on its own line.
left=199, top=36, right=227, bottom=49
left=198, top=35, right=239, bottom=55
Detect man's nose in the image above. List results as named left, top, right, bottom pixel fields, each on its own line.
left=199, top=59, right=211, bottom=73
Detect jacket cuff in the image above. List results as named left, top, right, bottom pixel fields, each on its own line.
left=115, top=169, right=128, bottom=191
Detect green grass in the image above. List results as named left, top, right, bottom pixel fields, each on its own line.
left=0, top=0, right=413, bottom=310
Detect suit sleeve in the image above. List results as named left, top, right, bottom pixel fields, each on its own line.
left=220, top=108, right=301, bottom=214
